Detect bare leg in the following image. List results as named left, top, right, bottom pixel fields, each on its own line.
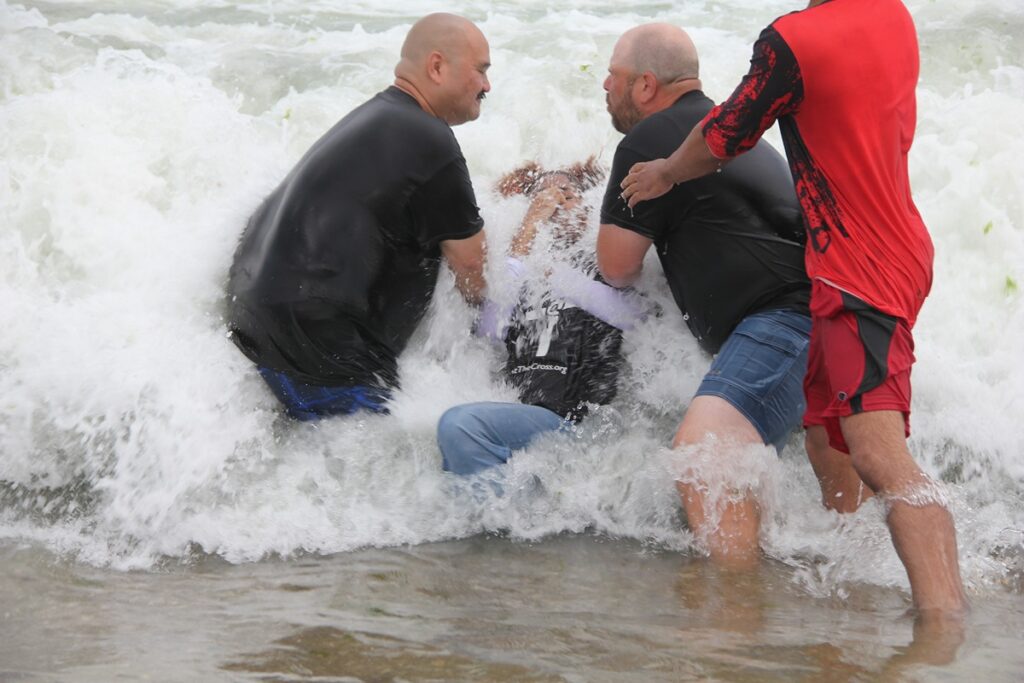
left=841, top=410, right=968, bottom=614
left=805, top=424, right=873, bottom=513
left=673, top=395, right=765, bottom=570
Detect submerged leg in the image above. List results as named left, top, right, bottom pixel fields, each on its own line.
left=805, top=424, right=873, bottom=513
left=673, top=395, right=766, bottom=570
left=437, top=402, right=566, bottom=475
left=841, top=410, right=968, bottom=615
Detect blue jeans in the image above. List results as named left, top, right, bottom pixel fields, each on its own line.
left=257, top=367, right=390, bottom=421
left=437, top=402, right=569, bottom=475
left=696, top=308, right=811, bottom=452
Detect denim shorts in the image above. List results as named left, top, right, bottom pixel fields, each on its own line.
left=257, top=367, right=391, bottom=421
left=696, top=308, right=811, bottom=452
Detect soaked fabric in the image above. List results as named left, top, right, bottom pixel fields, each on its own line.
left=502, top=293, right=624, bottom=423
left=477, top=258, right=639, bottom=423
left=601, top=90, right=809, bottom=353
left=803, top=281, right=914, bottom=454
left=227, top=87, right=484, bottom=390
left=437, top=402, right=569, bottom=475
left=257, top=367, right=391, bottom=421
left=696, top=308, right=811, bottom=452
left=701, top=0, right=933, bottom=324
left=438, top=258, right=638, bottom=473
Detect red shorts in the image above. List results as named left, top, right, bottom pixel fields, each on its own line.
left=803, top=280, right=916, bottom=454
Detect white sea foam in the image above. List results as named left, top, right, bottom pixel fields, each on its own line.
left=0, top=0, right=1021, bottom=599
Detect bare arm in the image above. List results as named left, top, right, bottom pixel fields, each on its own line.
left=619, top=122, right=723, bottom=208
left=596, top=223, right=654, bottom=288
left=509, top=185, right=574, bottom=257
left=441, top=230, right=487, bottom=305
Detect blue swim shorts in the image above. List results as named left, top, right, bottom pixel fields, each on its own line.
left=257, top=367, right=391, bottom=421
left=696, top=308, right=811, bottom=452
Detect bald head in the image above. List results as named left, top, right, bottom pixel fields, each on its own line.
left=615, top=23, right=699, bottom=85
left=393, top=13, right=491, bottom=125
left=399, top=13, right=481, bottom=65
left=604, top=23, right=701, bottom=132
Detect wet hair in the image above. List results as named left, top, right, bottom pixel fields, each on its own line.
left=495, top=156, right=604, bottom=197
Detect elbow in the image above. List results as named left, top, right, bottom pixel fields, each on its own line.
left=597, top=258, right=640, bottom=289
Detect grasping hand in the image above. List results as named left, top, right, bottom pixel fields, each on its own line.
left=524, top=185, right=576, bottom=225
left=511, top=184, right=578, bottom=257
left=620, top=158, right=674, bottom=208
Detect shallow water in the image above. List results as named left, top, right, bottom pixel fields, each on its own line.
left=1, top=0, right=1023, bottom=679
left=4, top=534, right=1024, bottom=682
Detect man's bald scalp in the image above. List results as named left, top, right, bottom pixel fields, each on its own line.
left=400, top=12, right=476, bottom=64
left=621, top=23, right=699, bottom=84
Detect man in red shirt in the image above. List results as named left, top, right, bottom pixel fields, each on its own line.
left=621, top=0, right=967, bottom=615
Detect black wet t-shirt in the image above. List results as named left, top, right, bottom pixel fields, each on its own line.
left=600, top=90, right=809, bottom=354
left=503, top=289, right=623, bottom=423
left=227, top=87, right=484, bottom=388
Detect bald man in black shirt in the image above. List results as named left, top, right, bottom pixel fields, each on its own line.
left=227, top=13, right=491, bottom=420
left=597, top=23, right=813, bottom=567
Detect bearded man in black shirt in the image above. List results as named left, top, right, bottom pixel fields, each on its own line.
left=597, top=23, right=822, bottom=567
left=227, top=13, right=490, bottom=420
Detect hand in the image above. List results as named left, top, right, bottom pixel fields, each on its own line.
left=620, top=159, right=674, bottom=208
left=524, top=185, right=574, bottom=225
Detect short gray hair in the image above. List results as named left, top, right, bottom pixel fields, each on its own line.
left=624, top=24, right=699, bottom=84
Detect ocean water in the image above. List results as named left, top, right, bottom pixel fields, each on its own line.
left=1, top=0, right=1022, bottom=680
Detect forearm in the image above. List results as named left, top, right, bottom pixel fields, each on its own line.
left=620, top=126, right=723, bottom=208
left=442, top=230, right=487, bottom=305
left=509, top=215, right=540, bottom=257
left=549, top=263, right=645, bottom=330
left=452, top=264, right=486, bottom=305
left=475, top=257, right=525, bottom=339
left=663, top=123, right=725, bottom=186
left=510, top=185, right=568, bottom=257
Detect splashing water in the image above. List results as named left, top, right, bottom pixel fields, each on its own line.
left=0, top=1, right=1022, bottom=606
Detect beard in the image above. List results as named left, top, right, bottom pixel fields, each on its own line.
left=607, top=93, right=642, bottom=134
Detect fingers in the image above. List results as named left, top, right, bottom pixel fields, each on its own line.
left=625, top=189, right=643, bottom=209
left=620, top=162, right=645, bottom=191
left=621, top=173, right=644, bottom=208
left=620, top=160, right=674, bottom=208
left=620, top=162, right=648, bottom=208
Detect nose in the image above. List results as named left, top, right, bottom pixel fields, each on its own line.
left=482, top=72, right=491, bottom=93
left=602, top=74, right=611, bottom=92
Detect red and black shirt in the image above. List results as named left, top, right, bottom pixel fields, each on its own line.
left=702, top=0, right=933, bottom=324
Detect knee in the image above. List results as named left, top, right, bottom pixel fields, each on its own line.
left=848, top=448, right=893, bottom=494
left=438, top=405, right=471, bottom=438
left=438, top=404, right=504, bottom=475
left=437, top=406, right=472, bottom=467
left=804, top=427, right=830, bottom=461
left=848, top=438, right=926, bottom=495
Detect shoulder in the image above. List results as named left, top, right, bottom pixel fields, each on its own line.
left=770, top=5, right=811, bottom=30
left=369, top=87, right=463, bottom=155
left=387, top=88, right=453, bottom=127
left=769, top=3, right=831, bottom=42
left=618, top=92, right=713, bottom=157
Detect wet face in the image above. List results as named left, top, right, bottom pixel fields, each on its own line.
left=603, top=42, right=643, bottom=134
left=444, top=28, right=491, bottom=125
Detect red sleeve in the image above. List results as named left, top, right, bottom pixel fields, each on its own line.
left=702, top=26, right=804, bottom=159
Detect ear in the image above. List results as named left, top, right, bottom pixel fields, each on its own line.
left=426, top=51, right=445, bottom=85
left=635, top=71, right=658, bottom=105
